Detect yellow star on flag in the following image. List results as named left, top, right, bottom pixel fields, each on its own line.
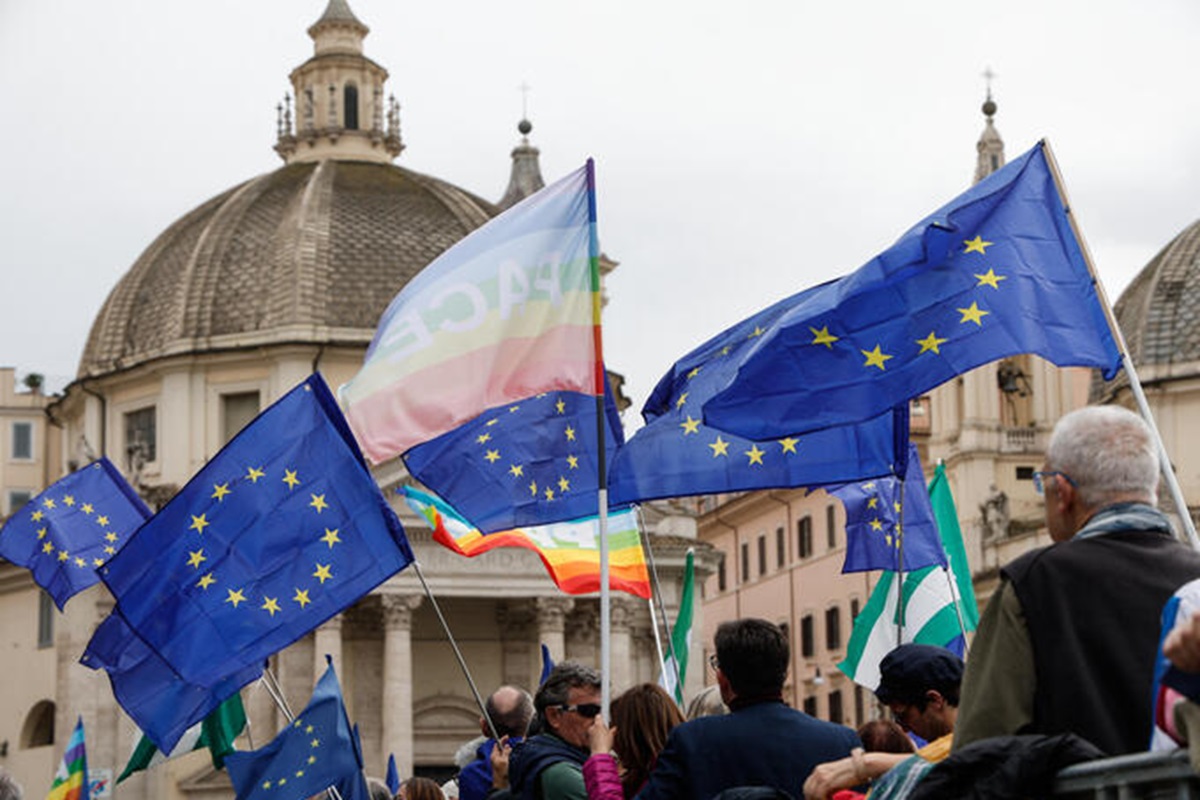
left=529, top=481, right=538, bottom=497
left=187, top=549, right=207, bottom=569
left=311, top=739, right=320, bottom=748
left=313, top=563, right=332, bottom=584
left=870, top=518, right=884, bottom=532
left=484, top=449, right=501, bottom=463
left=197, top=573, right=217, bottom=590
left=867, top=497, right=878, bottom=509
left=564, top=426, right=576, bottom=441
left=558, top=477, right=570, bottom=492
left=63, top=495, right=75, bottom=507
left=709, top=437, right=730, bottom=457
left=962, top=235, right=993, bottom=254
left=958, top=301, right=989, bottom=326
left=96, top=515, right=109, bottom=526
left=309, top=494, right=329, bottom=513
left=555, top=399, right=566, bottom=414
left=105, top=532, right=118, bottom=542
left=566, top=455, right=579, bottom=469
left=246, top=466, right=265, bottom=483
left=42, top=498, right=55, bottom=509
left=680, top=415, right=701, bottom=434
left=31, top=510, right=43, bottom=521
left=212, top=483, right=231, bottom=501
left=74, top=557, right=85, bottom=567
left=745, top=444, right=765, bottom=466
left=283, top=470, right=301, bottom=490
left=92, top=557, right=104, bottom=567
left=779, top=437, right=799, bottom=454
left=810, top=326, right=839, bottom=348
left=749, top=326, right=765, bottom=338
left=306, top=725, right=314, bottom=734
left=476, top=432, right=492, bottom=444
left=544, top=487, right=555, bottom=501
left=190, top=513, right=210, bottom=534
left=293, top=588, right=311, bottom=608
left=81, top=503, right=93, bottom=514
left=974, top=268, right=1007, bottom=289
left=675, top=392, right=689, bottom=409
left=320, top=528, right=341, bottom=548
left=861, top=345, right=893, bottom=370
left=916, top=331, right=948, bottom=355
left=508, top=464, right=524, bottom=477
left=307, top=755, right=317, bottom=765
left=42, top=542, right=54, bottom=554
left=103, top=546, right=115, bottom=555
left=261, top=597, right=281, bottom=616
left=687, top=366, right=701, bottom=379
left=226, top=588, right=247, bottom=608
left=57, top=550, right=69, bottom=562
left=36, top=527, right=47, bottom=539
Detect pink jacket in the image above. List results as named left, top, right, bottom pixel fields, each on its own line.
left=583, top=753, right=625, bottom=800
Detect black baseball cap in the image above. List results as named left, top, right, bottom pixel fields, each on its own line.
left=875, top=644, right=964, bottom=705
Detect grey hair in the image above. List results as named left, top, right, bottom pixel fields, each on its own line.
left=534, top=661, right=601, bottom=716
left=0, top=769, right=22, bottom=800
left=1047, top=405, right=1158, bottom=507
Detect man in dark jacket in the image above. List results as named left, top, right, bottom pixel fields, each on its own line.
left=636, top=618, right=860, bottom=799
left=954, top=405, right=1200, bottom=755
left=508, top=663, right=600, bottom=800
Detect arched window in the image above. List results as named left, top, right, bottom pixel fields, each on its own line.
left=20, top=700, right=54, bottom=748
left=343, top=84, right=359, bottom=130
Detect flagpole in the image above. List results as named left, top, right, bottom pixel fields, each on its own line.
left=892, top=407, right=910, bottom=644
left=259, top=666, right=345, bottom=800
left=638, top=507, right=683, bottom=701
left=585, top=159, right=612, bottom=713
left=1041, top=139, right=1200, bottom=550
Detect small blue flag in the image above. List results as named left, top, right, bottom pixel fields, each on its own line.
left=385, top=753, right=400, bottom=795
left=539, top=643, right=555, bottom=687
left=702, top=141, right=1122, bottom=440
left=225, top=658, right=361, bottom=800
left=403, top=383, right=624, bottom=533
left=0, top=458, right=150, bottom=609
left=607, top=292, right=903, bottom=506
left=82, top=374, right=413, bottom=751
left=828, top=443, right=946, bottom=573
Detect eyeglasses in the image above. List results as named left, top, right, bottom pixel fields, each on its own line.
left=1032, top=470, right=1076, bottom=495
left=708, top=654, right=720, bottom=672
left=558, top=703, right=602, bottom=718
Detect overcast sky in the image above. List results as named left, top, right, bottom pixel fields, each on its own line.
left=2, top=0, right=1198, bottom=429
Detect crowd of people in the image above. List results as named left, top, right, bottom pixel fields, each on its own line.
left=392, top=405, right=1200, bottom=800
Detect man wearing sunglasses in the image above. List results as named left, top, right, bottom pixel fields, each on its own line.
left=508, top=662, right=601, bottom=800
left=953, top=405, right=1200, bottom=756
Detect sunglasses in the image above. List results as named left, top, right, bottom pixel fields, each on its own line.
left=559, top=703, right=602, bottom=718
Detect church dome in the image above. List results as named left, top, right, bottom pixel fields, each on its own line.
left=78, top=161, right=496, bottom=378
left=1091, top=219, right=1200, bottom=401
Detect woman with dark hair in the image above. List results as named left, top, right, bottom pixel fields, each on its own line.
left=583, top=683, right=685, bottom=799
left=398, top=776, right=445, bottom=800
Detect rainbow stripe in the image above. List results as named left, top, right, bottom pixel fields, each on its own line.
left=47, top=717, right=89, bottom=800
left=404, top=487, right=650, bottom=599
left=342, top=164, right=600, bottom=463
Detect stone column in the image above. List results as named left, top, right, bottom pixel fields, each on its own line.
left=535, top=597, right=575, bottom=664
left=609, top=597, right=639, bottom=693
left=381, top=594, right=423, bottom=779
left=497, top=599, right=535, bottom=687
left=313, top=613, right=344, bottom=682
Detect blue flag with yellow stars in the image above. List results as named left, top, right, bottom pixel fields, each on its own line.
left=607, top=290, right=904, bottom=507
left=828, top=443, right=945, bottom=573
left=702, top=141, right=1123, bottom=441
left=225, top=657, right=362, bottom=800
left=403, top=382, right=625, bottom=533
left=0, top=457, right=150, bottom=610
left=81, top=374, right=413, bottom=751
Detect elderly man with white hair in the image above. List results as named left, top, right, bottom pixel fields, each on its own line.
left=953, top=405, right=1200, bottom=756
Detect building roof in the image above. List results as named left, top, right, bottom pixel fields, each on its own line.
left=78, top=161, right=496, bottom=378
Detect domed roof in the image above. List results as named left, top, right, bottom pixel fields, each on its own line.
left=1091, top=218, right=1200, bottom=401
left=79, top=161, right=496, bottom=378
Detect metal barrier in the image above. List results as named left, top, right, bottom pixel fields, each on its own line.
left=1053, top=749, right=1200, bottom=799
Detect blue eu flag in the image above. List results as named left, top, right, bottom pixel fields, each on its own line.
left=403, top=383, right=625, bottom=533
left=225, top=658, right=362, bottom=800
left=0, top=458, right=150, bottom=609
left=828, top=443, right=945, bottom=573
left=607, top=291, right=904, bottom=507
left=703, top=141, right=1123, bottom=440
left=82, top=374, right=413, bottom=751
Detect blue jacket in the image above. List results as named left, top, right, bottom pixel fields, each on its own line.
left=635, top=699, right=861, bottom=800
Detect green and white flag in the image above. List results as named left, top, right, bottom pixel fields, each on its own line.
left=117, top=693, right=246, bottom=783
left=660, top=549, right=695, bottom=703
left=839, top=462, right=978, bottom=689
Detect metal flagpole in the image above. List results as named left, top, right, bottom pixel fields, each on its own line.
left=638, top=507, right=682, bottom=700
left=1041, top=139, right=1200, bottom=549
left=259, top=664, right=345, bottom=800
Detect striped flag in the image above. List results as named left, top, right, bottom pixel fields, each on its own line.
left=47, top=717, right=88, bottom=800
left=660, top=549, right=694, bottom=703
left=403, top=486, right=650, bottom=599
left=838, top=462, right=977, bottom=689
left=341, top=163, right=601, bottom=463
left=118, top=694, right=246, bottom=783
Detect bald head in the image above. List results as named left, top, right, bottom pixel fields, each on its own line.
left=484, top=685, right=533, bottom=739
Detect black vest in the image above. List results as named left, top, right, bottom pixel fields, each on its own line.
left=1004, top=528, right=1200, bottom=755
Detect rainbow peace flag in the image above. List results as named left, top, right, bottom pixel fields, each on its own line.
left=47, top=717, right=89, bottom=800
left=342, top=162, right=602, bottom=463
left=403, top=487, right=650, bottom=599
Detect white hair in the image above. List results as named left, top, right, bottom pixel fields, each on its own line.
left=1046, top=405, right=1158, bottom=508
left=0, top=769, right=22, bottom=800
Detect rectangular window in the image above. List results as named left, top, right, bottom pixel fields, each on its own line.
left=826, top=505, right=837, bottom=549
left=37, top=590, right=54, bottom=648
left=124, top=406, right=157, bottom=465
left=757, top=535, right=767, bottom=576
left=741, top=542, right=750, bottom=583
left=798, top=516, right=813, bottom=559
left=825, top=606, right=841, bottom=651
left=11, top=421, right=32, bottom=460
left=8, top=490, right=32, bottom=515
left=776, top=526, right=786, bottom=568
left=828, top=690, right=844, bottom=724
left=1016, top=466, right=1035, bottom=481
left=855, top=686, right=865, bottom=726
left=717, top=557, right=727, bottom=592
left=803, top=696, right=818, bottom=717
left=850, top=598, right=861, bottom=621
left=801, top=614, right=815, bottom=658
left=222, top=391, right=261, bottom=445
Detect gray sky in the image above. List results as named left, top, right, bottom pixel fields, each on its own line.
left=2, top=0, right=1199, bottom=429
